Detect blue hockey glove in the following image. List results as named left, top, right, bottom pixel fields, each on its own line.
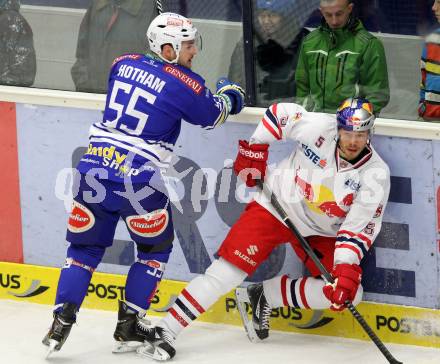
left=216, top=77, right=245, bottom=115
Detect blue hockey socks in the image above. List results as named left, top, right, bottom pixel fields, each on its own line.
left=124, top=250, right=170, bottom=315
left=54, top=244, right=105, bottom=311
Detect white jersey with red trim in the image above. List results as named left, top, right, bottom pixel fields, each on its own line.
left=251, top=103, right=390, bottom=266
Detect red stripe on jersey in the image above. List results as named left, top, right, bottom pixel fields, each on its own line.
left=262, top=117, right=281, bottom=140
left=169, top=307, right=188, bottom=327
left=182, top=289, right=205, bottom=314
left=339, top=230, right=371, bottom=247
left=281, top=275, right=289, bottom=306
left=336, top=243, right=362, bottom=262
left=299, top=278, right=310, bottom=309
left=271, top=103, right=278, bottom=118
left=270, top=103, right=283, bottom=138
left=358, top=233, right=372, bottom=248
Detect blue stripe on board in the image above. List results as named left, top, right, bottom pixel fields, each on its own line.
left=389, top=176, right=412, bottom=204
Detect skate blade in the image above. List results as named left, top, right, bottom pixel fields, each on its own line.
left=136, top=343, right=172, bottom=361
left=112, top=340, right=144, bottom=353
left=45, top=339, right=58, bottom=359
left=235, top=288, right=261, bottom=343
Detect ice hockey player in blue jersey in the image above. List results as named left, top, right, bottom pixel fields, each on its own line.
left=42, top=12, right=245, bottom=357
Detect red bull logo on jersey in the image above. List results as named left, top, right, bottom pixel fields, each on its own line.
left=67, top=201, right=95, bottom=233
left=294, top=172, right=354, bottom=218
left=127, top=209, right=169, bottom=237
left=163, top=65, right=203, bottom=94
left=300, top=144, right=327, bottom=169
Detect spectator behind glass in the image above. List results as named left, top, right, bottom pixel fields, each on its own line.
left=228, top=0, right=318, bottom=107
left=295, top=0, right=390, bottom=114
left=71, top=0, right=157, bottom=93
left=0, top=0, right=36, bottom=87
left=419, top=0, right=440, bottom=121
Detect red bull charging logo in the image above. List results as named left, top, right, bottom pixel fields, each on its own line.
left=294, top=173, right=354, bottom=218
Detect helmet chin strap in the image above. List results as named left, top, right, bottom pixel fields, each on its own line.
left=158, top=46, right=180, bottom=64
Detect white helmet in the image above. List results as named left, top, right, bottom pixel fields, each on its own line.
left=147, top=12, right=199, bottom=63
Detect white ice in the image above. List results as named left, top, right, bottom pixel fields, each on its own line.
left=0, top=300, right=438, bottom=364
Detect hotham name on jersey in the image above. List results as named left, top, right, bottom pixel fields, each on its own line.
left=117, top=64, right=166, bottom=93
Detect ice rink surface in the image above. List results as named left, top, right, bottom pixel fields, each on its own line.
left=0, top=300, right=438, bottom=364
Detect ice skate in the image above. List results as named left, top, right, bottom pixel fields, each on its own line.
left=236, top=283, right=271, bottom=342
left=42, top=302, right=77, bottom=357
left=112, top=300, right=154, bottom=353
left=137, top=326, right=176, bottom=361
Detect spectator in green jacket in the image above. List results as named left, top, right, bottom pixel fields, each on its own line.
left=71, top=0, right=158, bottom=93
left=295, top=0, right=390, bottom=114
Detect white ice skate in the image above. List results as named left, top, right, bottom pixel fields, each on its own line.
left=235, top=287, right=261, bottom=343
left=136, top=326, right=176, bottom=361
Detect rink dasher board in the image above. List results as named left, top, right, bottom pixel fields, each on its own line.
left=1, top=261, right=439, bottom=349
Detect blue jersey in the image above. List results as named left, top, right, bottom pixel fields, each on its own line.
left=77, top=53, right=230, bottom=182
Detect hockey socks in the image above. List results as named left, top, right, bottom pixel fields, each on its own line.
left=159, top=258, right=247, bottom=337
left=54, top=244, right=105, bottom=310
left=263, top=274, right=363, bottom=310
left=124, top=251, right=169, bottom=314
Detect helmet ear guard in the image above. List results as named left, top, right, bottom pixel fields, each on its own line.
left=336, top=97, right=375, bottom=132
left=146, top=12, right=199, bottom=63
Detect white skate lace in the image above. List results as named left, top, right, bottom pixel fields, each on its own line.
left=158, top=328, right=175, bottom=346
left=260, top=302, right=271, bottom=330
left=136, top=317, right=152, bottom=334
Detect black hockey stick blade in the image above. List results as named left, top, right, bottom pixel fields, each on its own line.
left=256, top=180, right=403, bottom=364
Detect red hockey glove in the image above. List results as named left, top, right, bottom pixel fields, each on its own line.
left=322, top=264, right=362, bottom=311
left=233, top=140, right=269, bottom=187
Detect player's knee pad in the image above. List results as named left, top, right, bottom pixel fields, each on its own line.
left=134, top=248, right=169, bottom=283
left=66, top=244, right=106, bottom=270
left=204, top=257, right=247, bottom=295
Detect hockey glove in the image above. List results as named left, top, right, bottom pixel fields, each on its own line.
left=216, top=77, right=245, bottom=115
left=322, top=263, right=362, bottom=311
left=233, top=140, right=269, bottom=187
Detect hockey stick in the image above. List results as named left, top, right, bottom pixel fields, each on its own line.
left=256, top=180, right=403, bottom=364
left=156, top=0, right=163, bottom=14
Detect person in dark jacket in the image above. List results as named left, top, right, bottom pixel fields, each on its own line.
left=71, top=0, right=157, bottom=93
left=0, top=0, right=36, bottom=87
left=228, top=0, right=318, bottom=107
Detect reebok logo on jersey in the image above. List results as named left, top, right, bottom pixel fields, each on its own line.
left=67, top=201, right=95, bottom=233
left=163, top=65, right=203, bottom=94
left=127, top=209, right=169, bottom=237
left=301, top=144, right=327, bottom=168
left=239, top=146, right=266, bottom=161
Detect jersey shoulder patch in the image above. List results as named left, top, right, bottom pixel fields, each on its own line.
left=162, top=64, right=204, bottom=95
left=112, top=53, right=143, bottom=67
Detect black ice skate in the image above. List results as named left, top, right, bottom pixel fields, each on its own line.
left=247, top=283, right=271, bottom=340
left=137, top=326, right=176, bottom=361
left=42, top=302, right=77, bottom=357
left=112, top=300, right=154, bottom=353
left=235, top=284, right=271, bottom=342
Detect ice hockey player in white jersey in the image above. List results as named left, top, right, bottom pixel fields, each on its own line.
left=137, top=97, right=390, bottom=361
